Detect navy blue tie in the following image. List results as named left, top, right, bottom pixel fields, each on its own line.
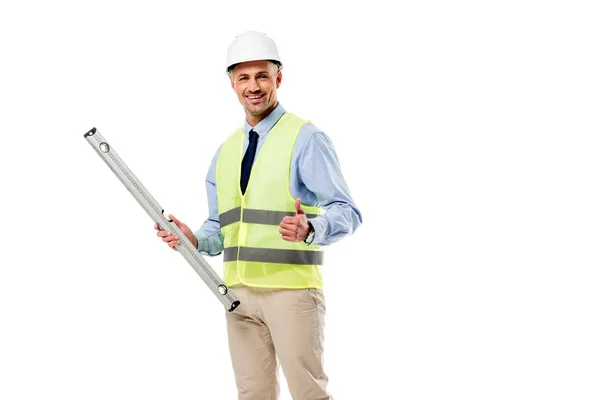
left=240, top=129, right=258, bottom=195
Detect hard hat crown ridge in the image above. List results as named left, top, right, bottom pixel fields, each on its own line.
left=226, top=31, right=281, bottom=72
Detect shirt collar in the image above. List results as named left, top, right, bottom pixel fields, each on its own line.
left=244, top=103, right=286, bottom=138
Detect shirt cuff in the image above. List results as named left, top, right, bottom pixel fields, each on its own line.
left=194, top=232, right=224, bottom=256
left=308, top=216, right=328, bottom=246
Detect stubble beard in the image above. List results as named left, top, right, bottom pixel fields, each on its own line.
left=244, top=99, right=271, bottom=116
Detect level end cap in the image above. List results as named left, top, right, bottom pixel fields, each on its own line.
left=228, top=301, right=241, bottom=312
left=83, top=127, right=97, bottom=138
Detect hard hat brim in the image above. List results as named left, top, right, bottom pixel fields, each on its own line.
left=227, top=59, right=282, bottom=74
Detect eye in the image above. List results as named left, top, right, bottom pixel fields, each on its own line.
left=258, top=75, right=268, bottom=79
left=239, top=76, right=248, bottom=81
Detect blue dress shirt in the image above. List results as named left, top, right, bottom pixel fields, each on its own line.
left=194, top=103, right=362, bottom=255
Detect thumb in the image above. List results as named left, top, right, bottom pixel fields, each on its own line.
left=295, top=198, right=305, bottom=215
left=169, top=214, right=185, bottom=228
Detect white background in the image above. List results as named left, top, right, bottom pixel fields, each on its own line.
left=1, top=1, right=599, bottom=399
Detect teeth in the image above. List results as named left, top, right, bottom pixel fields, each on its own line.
left=248, top=95, right=262, bottom=99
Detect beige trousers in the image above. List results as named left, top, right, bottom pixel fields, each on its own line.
left=225, top=286, right=333, bottom=400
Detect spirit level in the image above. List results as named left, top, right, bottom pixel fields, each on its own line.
left=84, top=127, right=240, bottom=312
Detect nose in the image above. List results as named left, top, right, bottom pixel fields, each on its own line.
left=249, top=78, right=260, bottom=93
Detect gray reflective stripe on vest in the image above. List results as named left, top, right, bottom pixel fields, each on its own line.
left=223, top=247, right=239, bottom=261
left=220, top=207, right=317, bottom=228
left=223, top=246, right=323, bottom=265
left=219, top=207, right=241, bottom=228
left=243, top=209, right=318, bottom=225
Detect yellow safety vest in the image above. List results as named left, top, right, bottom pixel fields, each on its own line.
left=216, top=112, right=324, bottom=288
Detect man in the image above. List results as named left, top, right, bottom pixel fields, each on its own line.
left=155, top=31, right=361, bottom=400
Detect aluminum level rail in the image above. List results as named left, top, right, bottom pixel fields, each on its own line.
left=84, top=127, right=240, bottom=312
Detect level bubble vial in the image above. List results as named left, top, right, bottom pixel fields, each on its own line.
left=99, top=142, right=110, bottom=153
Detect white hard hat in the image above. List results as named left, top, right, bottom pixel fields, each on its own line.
left=226, top=31, right=281, bottom=72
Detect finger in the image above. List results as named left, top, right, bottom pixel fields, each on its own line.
left=162, top=234, right=179, bottom=243
left=279, top=222, right=297, bottom=231
left=170, top=240, right=180, bottom=251
left=282, top=216, right=295, bottom=224
left=156, top=230, right=171, bottom=238
left=279, top=227, right=296, bottom=236
left=281, top=234, right=296, bottom=242
left=154, top=223, right=159, bottom=230
left=295, top=198, right=305, bottom=215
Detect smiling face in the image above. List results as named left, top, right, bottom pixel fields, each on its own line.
left=230, top=60, right=282, bottom=126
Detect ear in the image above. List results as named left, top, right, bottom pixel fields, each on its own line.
left=276, top=70, right=282, bottom=89
left=230, top=76, right=235, bottom=89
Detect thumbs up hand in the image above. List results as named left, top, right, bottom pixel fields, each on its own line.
left=279, top=198, right=311, bottom=242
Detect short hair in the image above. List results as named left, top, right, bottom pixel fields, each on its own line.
left=227, top=60, right=282, bottom=77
